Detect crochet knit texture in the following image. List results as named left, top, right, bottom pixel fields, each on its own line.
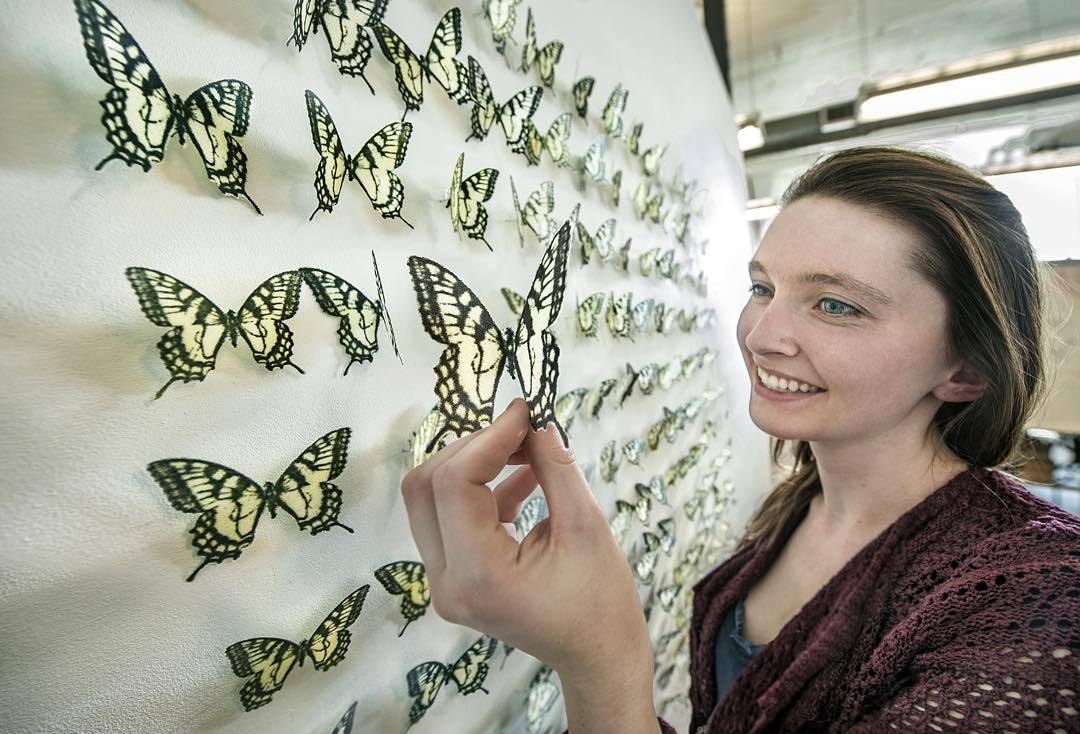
left=646, top=465, right=1080, bottom=733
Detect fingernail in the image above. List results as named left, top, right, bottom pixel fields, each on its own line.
left=546, top=421, right=565, bottom=447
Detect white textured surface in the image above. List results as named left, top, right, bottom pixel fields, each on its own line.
left=0, top=1, right=766, bottom=732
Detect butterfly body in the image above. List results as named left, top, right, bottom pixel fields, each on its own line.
left=74, top=0, right=262, bottom=213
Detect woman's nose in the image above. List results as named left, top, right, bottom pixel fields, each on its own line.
left=743, top=300, right=799, bottom=358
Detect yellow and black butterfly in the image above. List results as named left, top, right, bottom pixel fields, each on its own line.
left=226, top=585, right=370, bottom=710
left=579, top=137, right=606, bottom=183
left=481, top=0, right=522, bottom=52
left=616, top=361, right=640, bottom=407
left=375, top=560, right=430, bottom=636
left=638, top=246, right=660, bottom=276
left=572, top=76, right=595, bottom=119
left=609, top=169, right=623, bottom=208
left=642, top=143, right=667, bottom=177
left=575, top=292, right=606, bottom=339
left=405, top=635, right=498, bottom=731
left=631, top=297, right=654, bottom=334
left=465, top=55, right=542, bottom=153
left=510, top=177, right=556, bottom=247
left=447, top=152, right=499, bottom=250
left=584, top=378, right=617, bottom=418
left=637, top=362, right=659, bottom=395
left=554, top=387, right=588, bottom=433
left=407, top=406, right=450, bottom=468
left=614, top=237, right=632, bottom=273
left=577, top=218, right=615, bottom=265
left=677, top=308, right=696, bottom=333
left=73, top=0, right=261, bottom=213
left=300, top=254, right=400, bottom=375
left=657, top=248, right=678, bottom=280
left=638, top=473, right=669, bottom=505
left=329, top=701, right=358, bottom=734
left=372, top=8, right=468, bottom=118
left=599, top=440, right=621, bottom=483
left=671, top=211, right=691, bottom=244
left=657, top=517, right=676, bottom=556
left=519, top=7, right=563, bottom=87
left=526, top=666, right=560, bottom=734
left=602, top=84, right=629, bottom=138
left=623, top=438, right=645, bottom=466
left=611, top=499, right=636, bottom=545
left=126, top=268, right=303, bottom=399
left=148, top=428, right=353, bottom=581
left=646, top=417, right=665, bottom=451
left=605, top=290, right=633, bottom=340
left=305, top=90, right=413, bottom=227
left=522, top=112, right=571, bottom=167
left=634, top=531, right=661, bottom=584
left=627, top=122, right=644, bottom=156
left=288, top=0, right=388, bottom=93
left=633, top=179, right=664, bottom=222
left=408, top=223, right=572, bottom=450
left=500, top=286, right=526, bottom=318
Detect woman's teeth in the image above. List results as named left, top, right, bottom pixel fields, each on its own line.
left=757, top=367, right=825, bottom=393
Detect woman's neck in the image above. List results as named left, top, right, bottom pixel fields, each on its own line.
left=807, top=431, right=969, bottom=543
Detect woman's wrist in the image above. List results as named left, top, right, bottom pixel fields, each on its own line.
left=557, top=638, right=660, bottom=734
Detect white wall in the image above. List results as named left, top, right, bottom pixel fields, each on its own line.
left=0, top=1, right=767, bottom=732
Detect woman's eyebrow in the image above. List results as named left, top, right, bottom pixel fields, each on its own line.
left=748, top=259, right=892, bottom=305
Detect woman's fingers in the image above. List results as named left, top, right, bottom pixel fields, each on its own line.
left=432, top=399, right=530, bottom=568
left=523, top=422, right=600, bottom=530
left=399, top=428, right=485, bottom=576
left=493, top=464, right=539, bottom=524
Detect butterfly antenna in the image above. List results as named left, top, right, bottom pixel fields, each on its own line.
left=153, top=377, right=181, bottom=401
left=186, top=558, right=213, bottom=583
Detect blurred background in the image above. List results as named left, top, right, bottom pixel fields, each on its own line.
left=698, top=0, right=1080, bottom=514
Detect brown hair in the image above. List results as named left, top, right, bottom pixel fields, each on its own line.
left=735, top=146, right=1058, bottom=556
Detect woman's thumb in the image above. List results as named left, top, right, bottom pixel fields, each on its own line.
left=524, top=422, right=596, bottom=516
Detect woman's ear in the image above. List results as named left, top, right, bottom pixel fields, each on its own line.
left=932, top=361, right=989, bottom=403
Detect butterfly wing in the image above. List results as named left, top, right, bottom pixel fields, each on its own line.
left=576, top=292, right=605, bottom=338
left=627, top=122, right=643, bottom=155
left=602, top=84, right=628, bottom=138
left=300, top=268, right=381, bottom=373
left=407, top=257, right=509, bottom=443
left=572, top=76, right=595, bottom=119
left=456, top=165, right=499, bottom=247
left=466, top=56, right=496, bottom=141
left=519, top=7, right=537, bottom=72
left=180, top=79, right=260, bottom=213
left=372, top=22, right=423, bottom=113
left=522, top=181, right=555, bottom=240
left=304, top=585, right=370, bottom=671
left=374, top=561, right=430, bottom=634
left=497, top=87, right=542, bottom=153
left=508, top=176, right=526, bottom=248
left=304, top=90, right=348, bottom=218
left=288, top=0, right=318, bottom=50
left=482, top=0, right=521, bottom=51
left=73, top=0, right=176, bottom=171
left=511, top=223, right=571, bottom=435
left=125, top=267, right=229, bottom=398
left=234, top=270, right=304, bottom=371
left=406, top=661, right=448, bottom=729
left=226, top=637, right=302, bottom=711
left=536, top=41, right=563, bottom=87
left=521, top=121, right=543, bottom=166
left=448, top=635, right=497, bottom=694
left=350, top=121, right=413, bottom=225
left=271, top=428, right=352, bottom=534
left=423, top=8, right=468, bottom=103
left=408, top=408, right=449, bottom=468
left=542, top=112, right=571, bottom=166
left=146, top=459, right=265, bottom=580
left=319, top=0, right=388, bottom=89
left=500, top=287, right=525, bottom=318
left=330, top=701, right=358, bottom=734
left=582, top=138, right=605, bottom=182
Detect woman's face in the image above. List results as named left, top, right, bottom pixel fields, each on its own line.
left=736, top=195, right=958, bottom=446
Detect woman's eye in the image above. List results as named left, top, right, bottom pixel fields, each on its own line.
left=748, top=285, right=862, bottom=318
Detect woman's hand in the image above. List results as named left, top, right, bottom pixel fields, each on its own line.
left=400, top=398, right=660, bottom=732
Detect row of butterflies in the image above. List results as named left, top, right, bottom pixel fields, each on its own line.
left=73, top=0, right=675, bottom=232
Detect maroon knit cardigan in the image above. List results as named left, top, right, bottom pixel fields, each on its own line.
left=649, top=465, right=1080, bottom=733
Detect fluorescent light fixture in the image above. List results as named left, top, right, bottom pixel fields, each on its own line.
left=858, top=36, right=1080, bottom=122
left=745, top=197, right=778, bottom=221
left=736, top=114, right=764, bottom=151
